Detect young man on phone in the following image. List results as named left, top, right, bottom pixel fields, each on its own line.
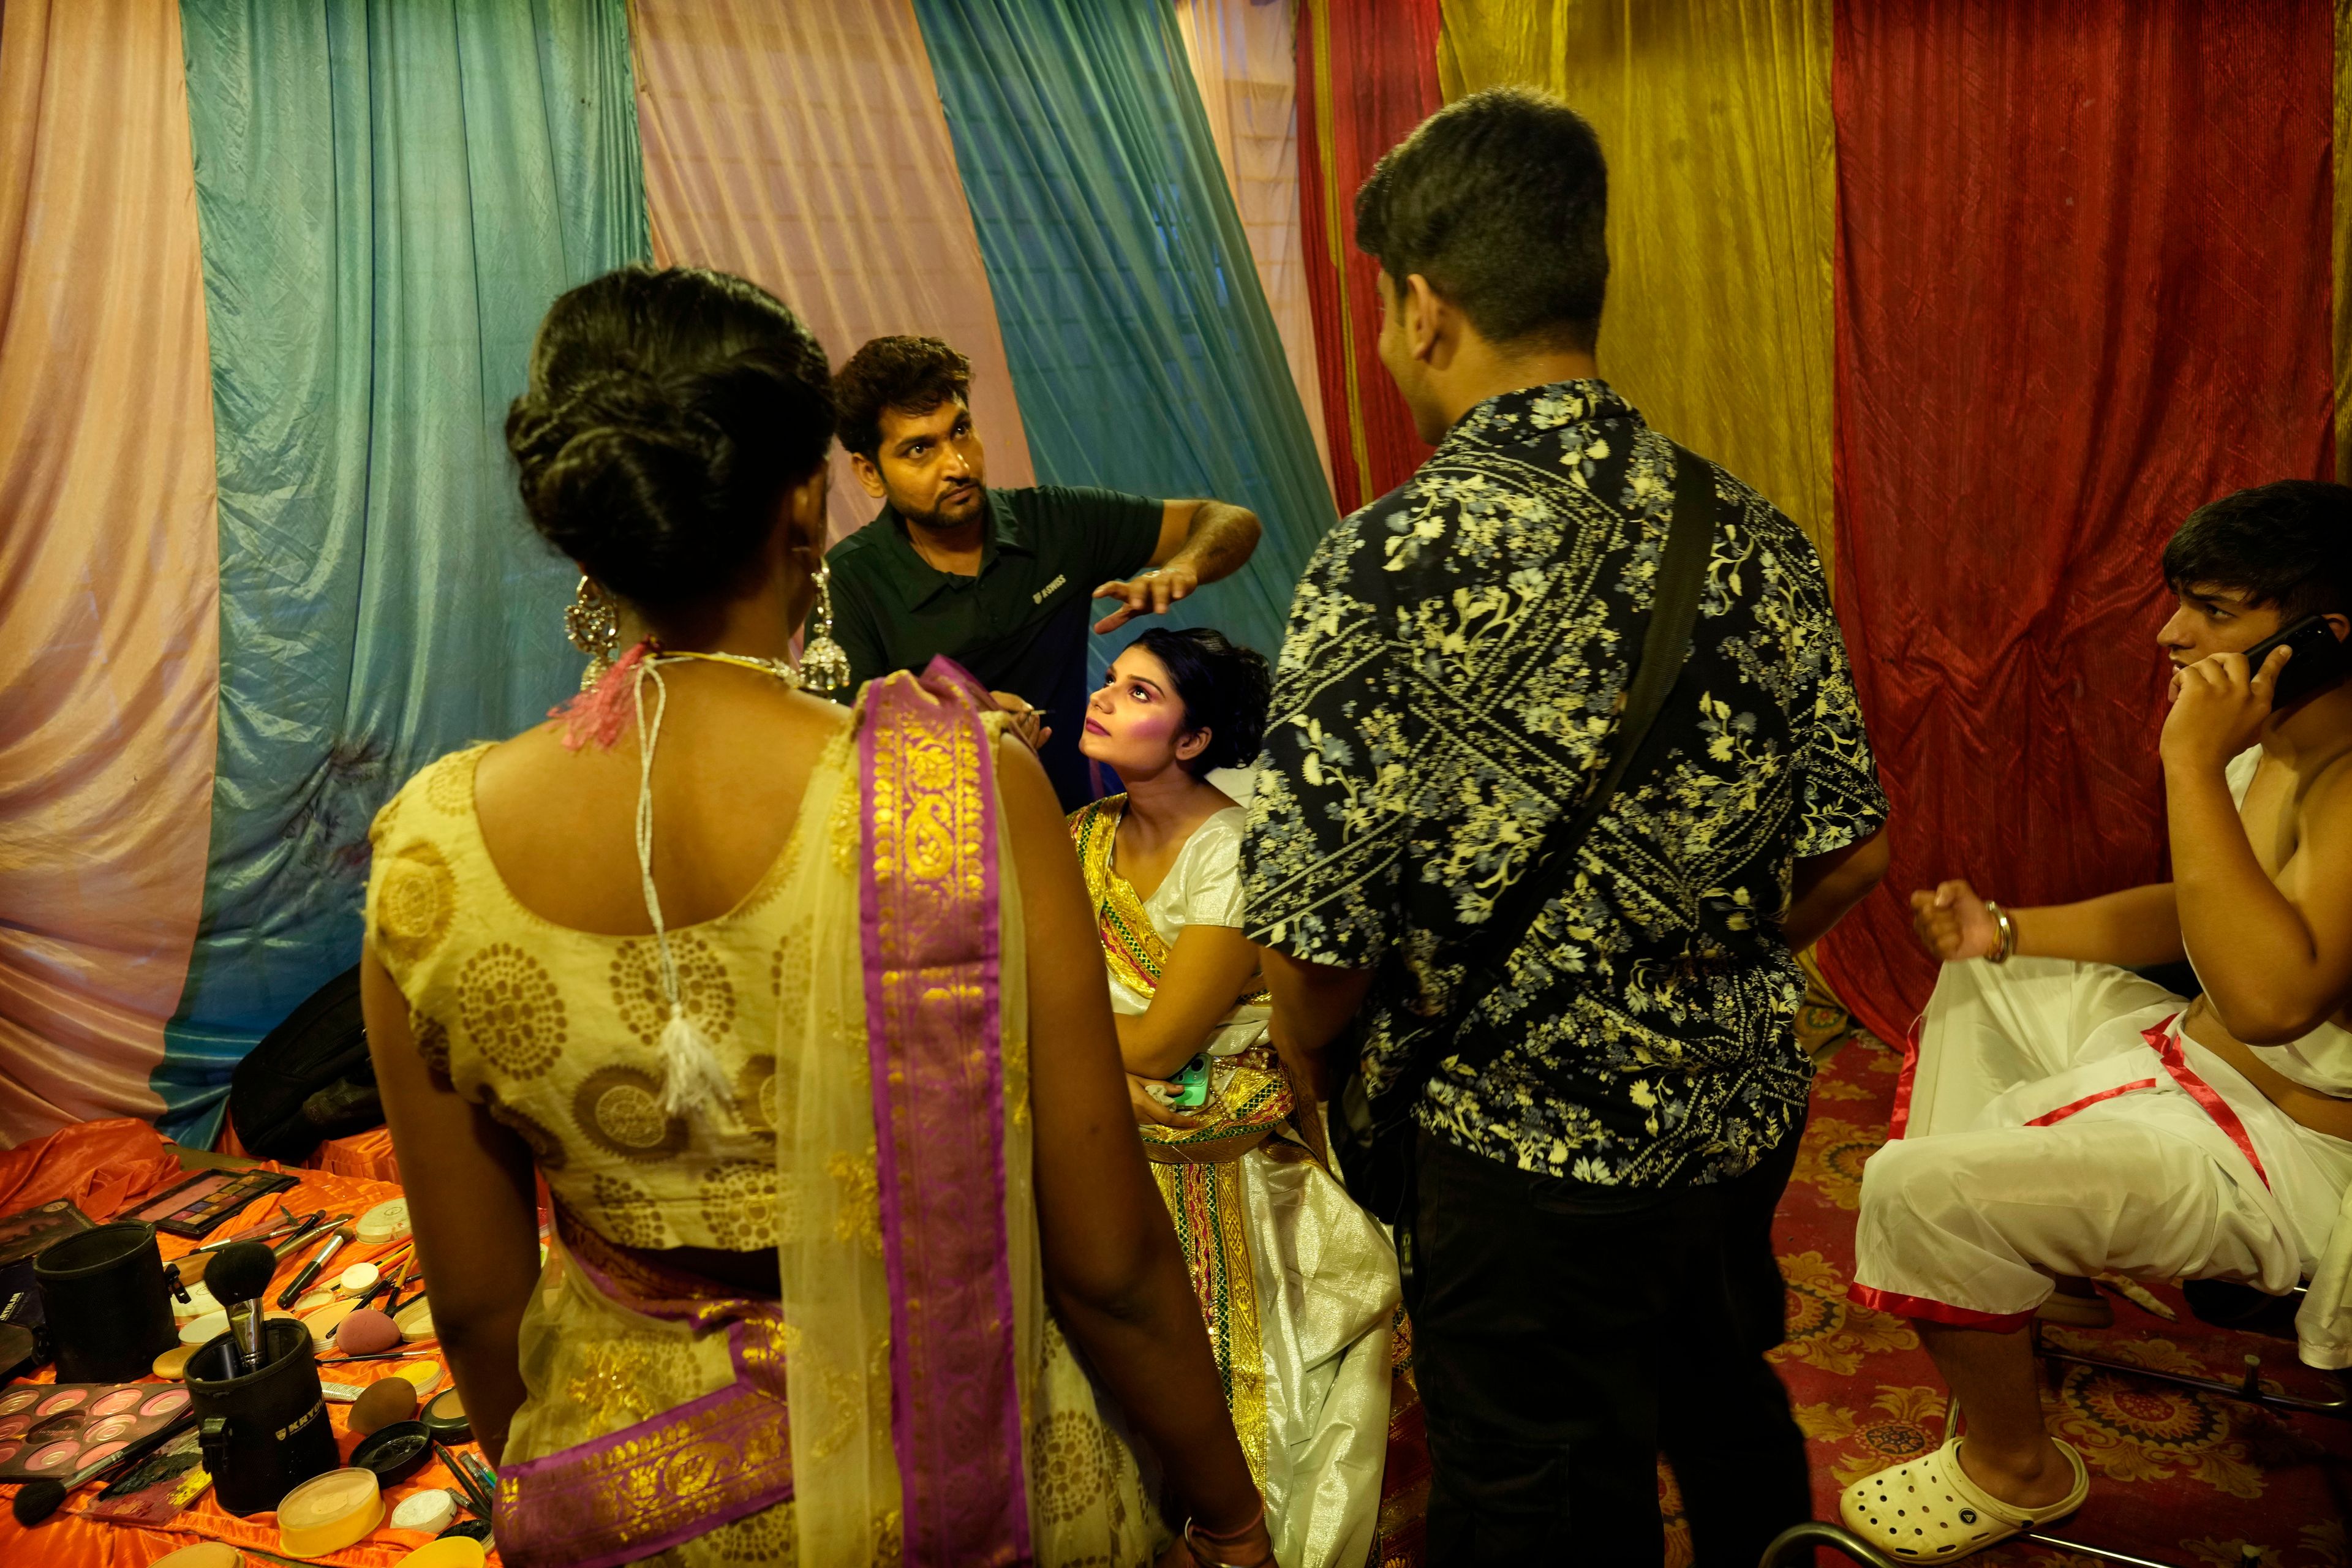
left=1843, top=480, right=2352, bottom=1560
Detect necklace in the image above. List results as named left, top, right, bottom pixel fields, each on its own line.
left=647, top=646, right=804, bottom=685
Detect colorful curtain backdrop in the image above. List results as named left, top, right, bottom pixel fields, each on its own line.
left=628, top=0, right=1039, bottom=548
left=1436, top=0, right=1836, bottom=566
left=0, top=0, right=221, bottom=1144
left=1818, top=0, right=2338, bottom=1042
left=908, top=0, right=1336, bottom=670
left=1297, top=0, right=1442, bottom=515
left=163, top=0, right=650, bottom=1143
left=1174, top=0, right=1335, bottom=497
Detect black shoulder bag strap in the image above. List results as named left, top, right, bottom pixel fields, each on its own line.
left=1329, top=442, right=1721, bottom=1232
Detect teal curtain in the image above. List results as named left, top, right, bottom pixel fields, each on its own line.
left=908, top=0, right=1336, bottom=673
left=164, top=0, right=650, bottom=1143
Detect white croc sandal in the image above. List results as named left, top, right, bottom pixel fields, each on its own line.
left=1839, top=1436, right=2089, bottom=1560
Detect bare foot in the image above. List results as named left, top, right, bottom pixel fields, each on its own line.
left=1955, top=1436, right=2077, bottom=1512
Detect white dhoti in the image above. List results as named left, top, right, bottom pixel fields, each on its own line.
left=1850, top=958, right=2352, bottom=1353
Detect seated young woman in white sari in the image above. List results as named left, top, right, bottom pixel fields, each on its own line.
left=1068, top=628, right=1423, bottom=1568
left=361, top=266, right=1275, bottom=1568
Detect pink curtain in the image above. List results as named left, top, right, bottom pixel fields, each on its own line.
left=0, top=0, right=222, bottom=1145
left=630, top=0, right=1036, bottom=546
left=1174, top=0, right=1336, bottom=496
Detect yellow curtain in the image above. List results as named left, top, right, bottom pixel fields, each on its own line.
left=1437, top=0, right=1836, bottom=573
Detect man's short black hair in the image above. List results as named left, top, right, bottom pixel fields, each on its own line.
left=2162, top=480, right=2352, bottom=622
left=834, top=335, right=971, bottom=461
left=1353, top=86, right=1608, bottom=353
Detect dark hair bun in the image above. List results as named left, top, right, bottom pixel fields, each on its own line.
left=1130, top=627, right=1272, bottom=777
left=506, top=266, right=834, bottom=611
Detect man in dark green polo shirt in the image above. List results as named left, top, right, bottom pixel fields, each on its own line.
left=816, top=335, right=1263, bottom=807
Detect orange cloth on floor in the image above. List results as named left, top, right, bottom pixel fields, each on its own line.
left=0, top=1134, right=499, bottom=1565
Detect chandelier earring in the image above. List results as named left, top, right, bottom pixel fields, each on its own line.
left=799, top=560, right=853, bottom=695
left=564, top=575, right=622, bottom=690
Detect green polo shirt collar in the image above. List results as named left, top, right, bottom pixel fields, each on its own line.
left=875, top=492, right=1036, bottom=609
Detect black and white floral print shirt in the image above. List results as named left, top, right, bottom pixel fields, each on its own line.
left=1242, top=381, right=1887, bottom=1186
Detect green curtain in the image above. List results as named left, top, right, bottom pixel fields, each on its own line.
left=909, top=0, right=1337, bottom=673
left=163, top=0, right=649, bottom=1143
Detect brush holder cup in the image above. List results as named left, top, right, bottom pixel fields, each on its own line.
left=186, top=1316, right=338, bottom=1515
left=33, top=1220, right=186, bottom=1382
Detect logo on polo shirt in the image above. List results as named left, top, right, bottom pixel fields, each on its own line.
left=1033, top=574, right=1066, bottom=605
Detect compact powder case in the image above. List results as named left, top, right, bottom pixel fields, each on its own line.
left=276, top=1466, right=383, bottom=1558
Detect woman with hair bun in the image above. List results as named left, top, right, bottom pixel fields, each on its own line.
left=360, top=266, right=1270, bottom=1567
left=1071, top=627, right=1422, bottom=1568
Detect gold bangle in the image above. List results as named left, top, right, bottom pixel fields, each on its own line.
left=1985, top=900, right=2017, bottom=965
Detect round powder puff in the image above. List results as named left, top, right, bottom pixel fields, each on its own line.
left=356, top=1199, right=411, bottom=1246
left=178, top=1311, right=229, bottom=1347
left=390, top=1488, right=458, bottom=1534
left=337, top=1308, right=401, bottom=1354
left=337, top=1262, right=380, bottom=1295
left=172, top=1281, right=220, bottom=1322
left=393, top=1536, right=485, bottom=1568
left=151, top=1544, right=244, bottom=1568
left=347, top=1378, right=417, bottom=1436
left=393, top=1298, right=434, bottom=1340
left=393, top=1362, right=442, bottom=1398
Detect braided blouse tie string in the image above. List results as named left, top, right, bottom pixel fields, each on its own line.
left=629, top=657, right=739, bottom=1118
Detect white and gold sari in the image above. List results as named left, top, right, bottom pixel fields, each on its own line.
left=1069, top=796, right=1421, bottom=1568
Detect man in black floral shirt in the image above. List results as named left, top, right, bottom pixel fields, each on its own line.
left=1244, top=89, right=1891, bottom=1564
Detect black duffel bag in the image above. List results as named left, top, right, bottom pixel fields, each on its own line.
left=226, top=964, right=382, bottom=1161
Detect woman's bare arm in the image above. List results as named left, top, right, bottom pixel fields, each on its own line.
left=360, top=955, right=541, bottom=1464
left=999, top=741, right=1263, bottom=1539
left=1113, top=924, right=1263, bottom=1079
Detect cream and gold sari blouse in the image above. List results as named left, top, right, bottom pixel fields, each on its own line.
left=367, top=674, right=1162, bottom=1568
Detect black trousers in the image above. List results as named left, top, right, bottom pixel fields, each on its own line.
left=1403, top=1121, right=1812, bottom=1567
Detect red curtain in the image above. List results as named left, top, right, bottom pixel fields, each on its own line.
left=1297, top=0, right=1441, bottom=514
left=1819, top=0, right=2337, bottom=1044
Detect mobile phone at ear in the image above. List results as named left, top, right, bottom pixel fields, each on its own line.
left=2241, top=614, right=2352, bottom=710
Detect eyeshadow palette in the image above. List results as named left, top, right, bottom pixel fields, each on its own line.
left=84, top=1426, right=209, bottom=1526
left=0, top=1380, right=196, bottom=1487
left=0, top=1199, right=95, bottom=1266
left=123, top=1169, right=298, bottom=1242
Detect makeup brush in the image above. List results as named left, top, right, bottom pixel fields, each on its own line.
left=268, top=1211, right=347, bottom=1262
left=275, top=1226, right=353, bottom=1310
left=432, top=1438, right=497, bottom=1521
left=204, top=1242, right=280, bottom=1374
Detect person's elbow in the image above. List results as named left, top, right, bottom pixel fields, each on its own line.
left=1043, top=1227, right=1166, bottom=1325
left=2214, top=987, right=2342, bottom=1047
left=1844, top=829, right=1892, bottom=895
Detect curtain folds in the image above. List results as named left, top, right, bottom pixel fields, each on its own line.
left=0, top=0, right=222, bottom=1144
left=164, top=0, right=651, bottom=1144
left=1819, top=0, right=2337, bottom=1044
left=629, top=0, right=1038, bottom=547
left=1174, top=0, right=1335, bottom=497
left=907, top=0, right=1335, bottom=672
left=1436, top=0, right=1836, bottom=567
left=1295, top=0, right=1441, bottom=516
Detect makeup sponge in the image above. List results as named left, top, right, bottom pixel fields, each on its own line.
left=336, top=1309, right=401, bottom=1354
left=347, top=1377, right=418, bottom=1436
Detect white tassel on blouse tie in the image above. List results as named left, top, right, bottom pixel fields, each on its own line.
left=632, top=662, right=730, bottom=1120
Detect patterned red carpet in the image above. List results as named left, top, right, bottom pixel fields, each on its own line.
left=1702, top=1030, right=2352, bottom=1568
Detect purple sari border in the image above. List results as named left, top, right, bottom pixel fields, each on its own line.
left=859, top=660, right=1034, bottom=1567
left=496, top=1228, right=793, bottom=1568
